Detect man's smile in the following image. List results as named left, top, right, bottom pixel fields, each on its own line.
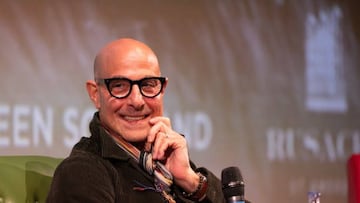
left=121, top=114, right=150, bottom=122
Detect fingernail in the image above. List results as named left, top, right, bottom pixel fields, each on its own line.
left=144, top=142, right=152, bottom=152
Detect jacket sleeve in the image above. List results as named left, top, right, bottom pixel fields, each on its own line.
left=46, top=154, right=116, bottom=203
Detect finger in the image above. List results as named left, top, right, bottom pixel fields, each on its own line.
left=149, top=116, right=171, bottom=127
left=144, top=142, right=152, bottom=152
left=152, top=131, right=169, bottom=160
left=147, top=120, right=167, bottom=144
left=147, top=124, right=160, bottom=144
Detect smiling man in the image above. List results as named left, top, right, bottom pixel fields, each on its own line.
left=46, top=38, right=226, bottom=203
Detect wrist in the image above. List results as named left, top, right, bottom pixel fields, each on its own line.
left=182, top=172, right=208, bottom=201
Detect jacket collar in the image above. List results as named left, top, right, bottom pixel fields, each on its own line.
left=89, top=112, right=131, bottom=161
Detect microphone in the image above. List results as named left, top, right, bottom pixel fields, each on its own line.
left=221, top=166, right=245, bottom=203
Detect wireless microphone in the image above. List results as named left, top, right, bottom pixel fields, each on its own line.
left=221, top=166, right=245, bottom=203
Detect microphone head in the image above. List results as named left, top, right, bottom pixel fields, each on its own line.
left=221, top=166, right=244, bottom=198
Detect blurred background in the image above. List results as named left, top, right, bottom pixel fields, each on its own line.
left=0, top=0, right=359, bottom=202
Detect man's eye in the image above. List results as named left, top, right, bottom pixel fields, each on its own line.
left=142, top=80, right=158, bottom=87
left=110, top=80, right=129, bottom=89
left=113, top=83, right=124, bottom=87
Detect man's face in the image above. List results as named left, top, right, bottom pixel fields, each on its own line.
left=94, top=48, right=166, bottom=143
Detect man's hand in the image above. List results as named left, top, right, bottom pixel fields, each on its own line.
left=147, top=116, right=200, bottom=193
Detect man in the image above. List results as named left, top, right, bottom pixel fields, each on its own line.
left=47, top=38, right=225, bottom=202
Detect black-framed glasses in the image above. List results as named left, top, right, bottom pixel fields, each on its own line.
left=96, top=77, right=167, bottom=99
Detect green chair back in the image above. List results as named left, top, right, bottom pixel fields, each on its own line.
left=0, top=156, right=62, bottom=203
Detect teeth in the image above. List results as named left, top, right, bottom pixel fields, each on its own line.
left=123, top=116, right=145, bottom=121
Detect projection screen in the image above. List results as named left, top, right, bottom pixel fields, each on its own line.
left=0, top=1, right=359, bottom=202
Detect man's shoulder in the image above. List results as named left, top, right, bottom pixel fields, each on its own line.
left=55, top=136, right=104, bottom=171
left=55, top=146, right=116, bottom=179
left=59, top=148, right=102, bottom=170
left=69, top=135, right=101, bottom=156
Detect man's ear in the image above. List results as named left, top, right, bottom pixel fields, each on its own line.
left=86, top=80, right=100, bottom=109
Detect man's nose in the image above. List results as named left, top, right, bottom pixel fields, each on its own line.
left=127, top=85, right=145, bottom=107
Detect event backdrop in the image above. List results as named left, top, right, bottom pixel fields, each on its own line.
left=0, top=0, right=359, bottom=203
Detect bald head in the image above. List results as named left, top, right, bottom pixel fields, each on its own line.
left=93, top=38, right=160, bottom=79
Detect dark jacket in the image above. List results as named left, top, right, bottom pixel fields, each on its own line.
left=47, top=113, right=225, bottom=203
